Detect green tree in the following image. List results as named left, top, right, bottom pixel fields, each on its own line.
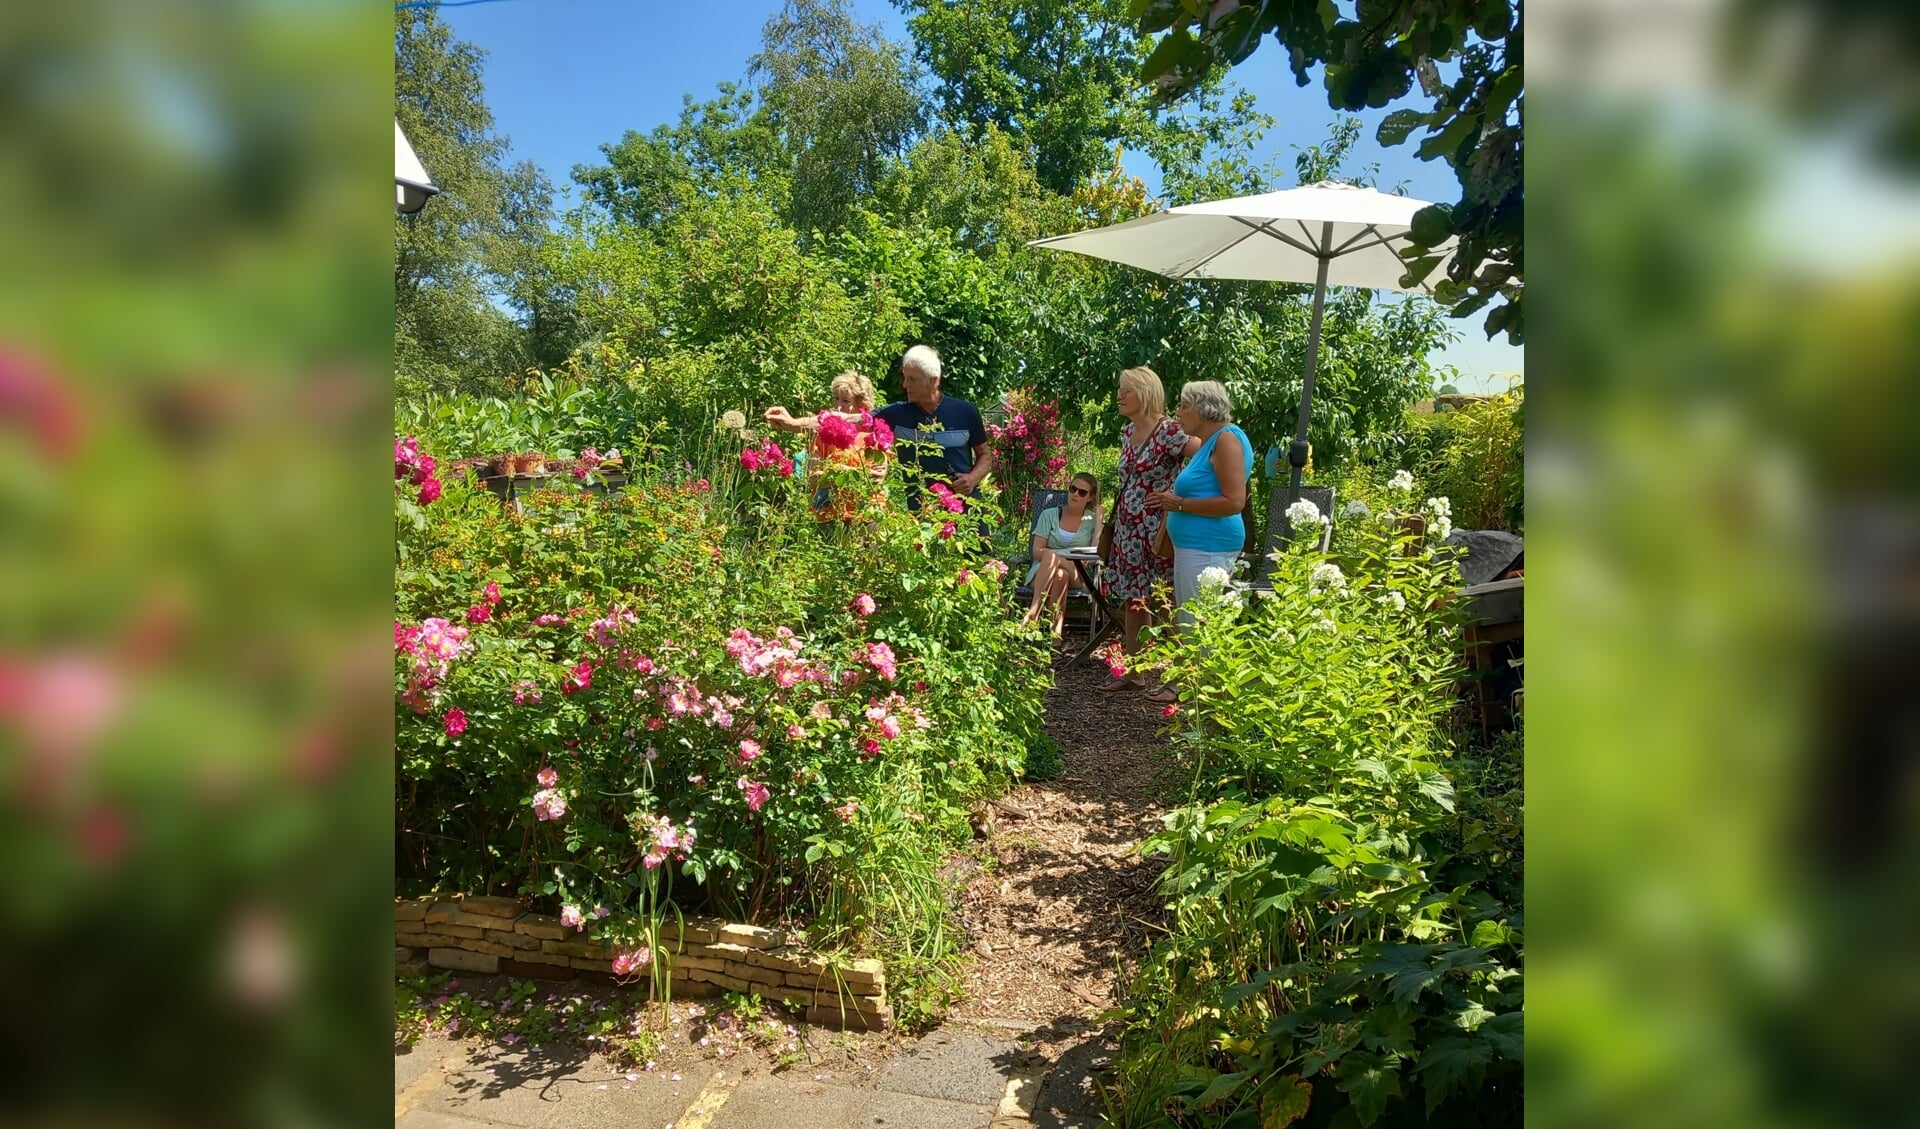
left=543, top=191, right=910, bottom=428
left=751, top=0, right=925, bottom=237
left=394, top=7, right=553, bottom=393
left=571, top=84, right=792, bottom=230
left=1135, top=0, right=1523, bottom=344
left=896, top=0, right=1190, bottom=193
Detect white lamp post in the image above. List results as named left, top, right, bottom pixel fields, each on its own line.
left=395, top=120, right=438, bottom=215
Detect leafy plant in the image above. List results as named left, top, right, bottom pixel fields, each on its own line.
left=1107, top=501, right=1522, bottom=1126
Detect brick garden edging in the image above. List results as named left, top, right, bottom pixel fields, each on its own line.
left=395, top=894, right=891, bottom=1030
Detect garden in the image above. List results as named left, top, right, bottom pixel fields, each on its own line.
left=393, top=370, right=1523, bottom=1126
left=395, top=1, right=1521, bottom=1123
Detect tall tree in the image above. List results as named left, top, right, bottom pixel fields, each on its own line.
left=394, top=7, right=553, bottom=392
left=751, top=0, right=925, bottom=237
left=1134, top=0, right=1523, bottom=344
left=894, top=0, right=1185, bottom=193
left=572, top=84, right=792, bottom=230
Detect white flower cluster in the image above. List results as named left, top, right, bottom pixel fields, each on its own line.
left=1376, top=590, right=1407, bottom=612
left=721, top=409, right=748, bottom=431
left=1197, top=565, right=1233, bottom=591
left=1342, top=499, right=1371, bottom=520
left=1314, top=614, right=1338, bottom=634
left=1425, top=496, right=1453, bottom=540
left=1285, top=499, right=1326, bottom=534
left=1388, top=469, right=1415, bottom=494
left=1309, top=562, right=1347, bottom=594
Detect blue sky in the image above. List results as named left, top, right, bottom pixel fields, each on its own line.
left=439, top=0, right=1522, bottom=390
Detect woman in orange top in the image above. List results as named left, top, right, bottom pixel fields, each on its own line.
left=764, top=371, right=889, bottom=521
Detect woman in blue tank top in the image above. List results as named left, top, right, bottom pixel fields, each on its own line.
left=1146, top=380, right=1252, bottom=697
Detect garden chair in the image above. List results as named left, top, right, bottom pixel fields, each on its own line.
left=1008, top=488, right=1106, bottom=649
left=1249, top=483, right=1335, bottom=586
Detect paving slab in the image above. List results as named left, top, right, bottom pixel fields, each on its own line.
left=852, top=1088, right=996, bottom=1129
left=421, top=1046, right=718, bottom=1129
left=398, top=1110, right=507, bottom=1129
left=396, top=1036, right=465, bottom=1093
left=714, top=1075, right=869, bottom=1129
left=875, top=1031, right=1021, bottom=1106
left=1032, top=1037, right=1111, bottom=1129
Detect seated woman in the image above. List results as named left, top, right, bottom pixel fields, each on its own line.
left=764, top=371, right=886, bottom=520
left=1021, top=473, right=1102, bottom=638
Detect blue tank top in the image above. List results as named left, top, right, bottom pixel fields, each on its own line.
left=1166, top=424, right=1252, bottom=552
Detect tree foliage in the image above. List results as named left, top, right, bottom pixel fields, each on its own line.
left=1133, top=0, right=1523, bottom=344
left=394, top=6, right=553, bottom=394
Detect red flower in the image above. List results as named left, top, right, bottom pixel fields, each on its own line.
left=466, top=604, right=490, bottom=624
left=416, top=477, right=443, bottom=505
left=561, top=659, right=594, bottom=695
left=939, top=521, right=956, bottom=539
left=444, top=708, right=467, bottom=737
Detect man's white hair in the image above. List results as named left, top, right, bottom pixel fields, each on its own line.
left=901, top=344, right=942, bottom=382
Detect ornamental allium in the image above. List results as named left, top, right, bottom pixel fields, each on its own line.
left=466, top=604, right=490, bottom=624
left=1197, top=566, right=1232, bottom=591
left=850, top=593, right=876, bottom=617
left=1389, top=469, right=1415, bottom=494
left=482, top=581, right=502, bottom=605
left=737, top=777, right=769, bottom=813
left=559, top=904, right=584, bottom=931
left=532, top=788, right=567, bottom=822
left=537, top=766, right=558, bottom=789
left=1309, top=563, right=1348, bottom=594
left=863, top=641, right=897, bottom=680
left=738, top=739, right=762, bottom=763
left=1285, top=499, right=1325, bottom=529
left=444, top=708, right=467, bottom=737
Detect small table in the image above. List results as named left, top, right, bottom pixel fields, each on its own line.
left=1055, top=548, right=1122, bottom=666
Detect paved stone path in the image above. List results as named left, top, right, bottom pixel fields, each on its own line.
left=395, top=1021, right=1102, bottom=1129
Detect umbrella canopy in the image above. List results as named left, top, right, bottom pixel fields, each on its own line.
left=1029, top=180, right=1455, bottom=502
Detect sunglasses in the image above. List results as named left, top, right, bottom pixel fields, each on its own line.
left=1069, top=486, right=1092, bottom=497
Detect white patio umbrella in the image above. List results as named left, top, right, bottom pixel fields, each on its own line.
left=1028, top=180, right=1455, bottom=502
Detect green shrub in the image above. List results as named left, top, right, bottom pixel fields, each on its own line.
left=1108, top=507, right=1522, bottom=1127
left=394, top=428, right=1051, bottom=1021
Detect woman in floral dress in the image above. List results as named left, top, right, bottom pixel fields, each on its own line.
left=1100, top=366, right=1196, bottom=692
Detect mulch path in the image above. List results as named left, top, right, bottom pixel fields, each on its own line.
left=950, top=655, right=1177, bottom=1033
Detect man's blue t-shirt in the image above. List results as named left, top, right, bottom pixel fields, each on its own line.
left=875, top=396, right=987, bottom=499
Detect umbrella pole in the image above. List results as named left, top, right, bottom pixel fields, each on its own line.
left=1288, top=224, right=1334, bottom=505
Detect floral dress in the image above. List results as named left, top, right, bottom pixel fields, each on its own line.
left=1104, top=416, right=1188, bottom=602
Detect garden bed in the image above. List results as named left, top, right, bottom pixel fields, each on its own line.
left=397, top=894, right=890, bottom=1030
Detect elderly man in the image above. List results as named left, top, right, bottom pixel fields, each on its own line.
left=873, top=345, right=993, bottom=505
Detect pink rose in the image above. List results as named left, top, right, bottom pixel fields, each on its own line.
left=482, top=581, right=502, bottom=606
left=416, top=477, right=443, bottom=505
left=850, top=593, right=876, bottom=617
left=443, top=708, right=467, bottom=737
left=559, top=904, right=584, bottom=931
left=466, top=604, right=490, bottom=624
left=738, top=739, right=761, bottom=762
left=536, top=766, right=558, bottom=789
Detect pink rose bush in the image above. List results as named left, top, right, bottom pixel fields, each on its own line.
left=985, top=389, right=1067, bottom=516
left=395, top=437, right=1056, bottom=973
